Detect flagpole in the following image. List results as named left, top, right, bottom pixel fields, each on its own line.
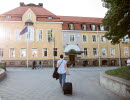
left=27, top=25, right=29, bottom=68
left=97, top=26, right=101, bottom=67
left=53, top=36, right=55, bottom=69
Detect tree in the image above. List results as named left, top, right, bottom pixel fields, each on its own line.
left=102, top=0, right=130, bottom=44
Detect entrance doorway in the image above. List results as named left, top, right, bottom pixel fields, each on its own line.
left=69, top=55, right=75, bottom=66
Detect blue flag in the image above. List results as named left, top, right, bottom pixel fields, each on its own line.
left=20, top=26, right=28, bottom=35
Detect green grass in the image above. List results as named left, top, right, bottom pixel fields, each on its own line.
left=105, top=66, right=130, bottom=80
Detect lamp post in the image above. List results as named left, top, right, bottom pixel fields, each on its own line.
left=118, top=42, right=122, bottom=67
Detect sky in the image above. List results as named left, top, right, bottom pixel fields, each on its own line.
left=0, top=0, right=108, bottom=18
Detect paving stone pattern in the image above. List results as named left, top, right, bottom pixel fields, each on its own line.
left=0, top=67, right=125, bottom=100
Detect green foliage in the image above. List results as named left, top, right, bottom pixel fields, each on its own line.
left=105, top=66, right=130, bottom=80
left=102, top=0, right=130, bottom=44
left=0, top=63, right=6, bottom=71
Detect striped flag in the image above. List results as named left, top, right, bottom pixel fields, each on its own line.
left=20, top=26, right=28, bottom=35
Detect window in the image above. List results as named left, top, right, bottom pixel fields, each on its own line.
left=110, top=48, right=115, bottom=56
left=101, top=36, right=106, bottom=42
left=70, top=34, right=75, bottom=42
left=0, top=48, right=3, bottom=58
left=9, top=48, right=15, bottom=58
left=93, top=48, right=98, bottom=56
left=82, top=35, right=88, bottom=42
left=28, top=13, right=31, bottom=18
left=42, top=48, right=47, bottom=57
left=81, top=24, right=87, bottom=30
left=92, top=35, right=97, bottom=42
left=5, top=16, right=11, bottom=18
left=48, top=30, right=53, bottom=42
left=100, top=25, right=104, bottom=31
left=32, top=48, right=38, bottom=58
left=20, top=48, right=26, bottom=58
left=102, top=48, right=107, bottom=56
left=122, top=35, right=129, bottom=43
left=84, top=48, right=88, bottom=56
left=69, top=24, right=74, bottom=30
left=25, top=26, right=34, bottom=41
left=91, top=25, right=96, bottom=31
left=53, top=48, right=57, bottom=57
left=124, top=47, right=129, bottom=56
left=36, top=29, right=43, bottom=41
left=15, top=29, right=22, bottom=41
left=5, top=30, right=10, bottom=41
left=47, top=17, right=53, bottom=19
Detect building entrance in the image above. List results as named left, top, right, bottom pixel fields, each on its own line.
left=69, top=55, right=75, bottom=66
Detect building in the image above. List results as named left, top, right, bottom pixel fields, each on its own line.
left=0, top=2, right=129, bottom=67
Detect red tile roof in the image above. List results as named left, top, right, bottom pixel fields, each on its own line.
left=1, top=6, right=58, bottom=18
left=58, top=16, right=103, bottom=24
left=0, top=3, right=103, bottom=24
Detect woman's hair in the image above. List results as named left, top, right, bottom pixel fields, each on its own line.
left=60, top=54, right=63, bottom=58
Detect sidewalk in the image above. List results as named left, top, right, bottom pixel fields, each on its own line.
left=0, top=67, right=124, bottom=100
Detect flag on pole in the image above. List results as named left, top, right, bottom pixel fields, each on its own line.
left=20, top=26, right=28, bottom=35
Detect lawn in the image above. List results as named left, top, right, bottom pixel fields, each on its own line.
left=105, top=66, right=130, bottom=80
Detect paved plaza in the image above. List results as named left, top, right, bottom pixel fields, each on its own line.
left=0, top=67, right=125, bottom=100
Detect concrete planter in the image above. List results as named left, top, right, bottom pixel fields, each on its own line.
left=100, top=72, right=130, bottom=100
left=0, top=68, right=6, bottom=81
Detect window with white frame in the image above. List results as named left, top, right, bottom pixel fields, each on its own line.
left=100, top=25, right=104, bottom=31
left=84, top=48, right=88, bottom=56
left=9, top=48, right=15, bottom=58
left=124, top=47, right=129, bottom=56
left=36, top=29, right=43, bottom=41
left=69, top=24, right=74, bottom=30
left=5, top=16, right=11, bottom=18
left=5, top=29, right=10, bottom=41
left=27, top=13, right=31, bottom=18
left=20, top=48, right=26, bottom=58
left=81, top=24, right=87, bottom=30
left=82, top=35, right=88, bottom=42
left=32, top=48, right=38, bottom=58
left=53, top=48, right=57, bottom=57
left=102, top=48, right=107, bottom=56
left=0, top=48, right=3, bottom=58
left=122, top=35, right=129, bottom=43
left=15, top=29, right=22, bottom=41
left=0, top=28, right=4, bottom=40
left=93, top=48, right=98, bottom=56
left=47, top=17, right=53, bottom=19
left=91, top=25, right=96, bottom=31
left=70, top=34, right=75, bottom=42
left=101, top=36, right=106, bottom=42
left=92, top=35, right=97, bottom=42
left=110, top=47, right=115, bottom=56
left=48, top=30, right=53, bottom=42
left=42, top=48, right=47, bottom=57
left=25, top=26, right=34, bottom=41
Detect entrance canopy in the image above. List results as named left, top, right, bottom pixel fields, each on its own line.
left=64, top=44, right=83, bottom=55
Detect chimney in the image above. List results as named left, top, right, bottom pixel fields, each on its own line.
left=20, top=2, right=25, bottom=6
left=39, top=3, right=43, bottom=7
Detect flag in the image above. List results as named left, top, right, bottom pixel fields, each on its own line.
left=20, top=26, right=28, bottom=35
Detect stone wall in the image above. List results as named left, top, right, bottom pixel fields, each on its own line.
left=100, top=72, right=130, bottom=100
left=0, top=68, right=6, bottom=81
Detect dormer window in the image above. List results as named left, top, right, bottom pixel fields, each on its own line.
left=5, top=16, right=11, bottom=18
left=100, top=25, right=104, bottom=31
left=69, top=24, right=74, bottom=30
left=81, top=24, right=87, bottom=30
left=91, top=25, right=96, bottom=31
left=47, top=17, right=53, bottom=19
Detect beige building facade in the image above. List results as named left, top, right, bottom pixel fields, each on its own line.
left=0, top=2, right=129, bottom=67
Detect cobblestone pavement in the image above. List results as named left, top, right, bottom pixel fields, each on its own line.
left=0, top=67, right=125, bottom=100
